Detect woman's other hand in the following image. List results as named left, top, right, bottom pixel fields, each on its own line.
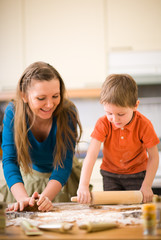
left=33, top=192, right=53, bottom=212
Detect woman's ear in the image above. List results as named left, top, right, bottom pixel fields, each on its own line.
left=134, top=99, right=140, bottom=110
left=21, top=92, right=28, bottom=103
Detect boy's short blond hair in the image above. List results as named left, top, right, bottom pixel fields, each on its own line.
left=100, top=74, right=138, bottom=107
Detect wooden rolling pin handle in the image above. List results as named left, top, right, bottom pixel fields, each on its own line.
left=71, top=190, right=143, bottom=204
left=91, top=191, right=143, bottom=205
left=71, top=196, right=78, bottom=202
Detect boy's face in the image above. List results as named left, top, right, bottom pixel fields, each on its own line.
left=103, top=103, right=137, bottom=128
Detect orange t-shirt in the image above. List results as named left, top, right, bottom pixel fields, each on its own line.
left=91, top=111, right=160, bottom=174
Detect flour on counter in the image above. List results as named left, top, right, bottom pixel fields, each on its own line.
left=6, top=203, right=143, bottom=227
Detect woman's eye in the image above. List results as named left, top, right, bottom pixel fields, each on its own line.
left=52, top=95, right=59, bottom=99
left=37, top=97, right=45, bottom=101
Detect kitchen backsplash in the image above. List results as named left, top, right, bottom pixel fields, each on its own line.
left=0, top=84, right=161, bottom=159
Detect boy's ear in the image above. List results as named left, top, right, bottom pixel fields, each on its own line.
left=134, top=100, right=140, bottom=110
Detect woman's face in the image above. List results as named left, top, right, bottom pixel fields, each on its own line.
left=22, top=78, right=61, bottom=120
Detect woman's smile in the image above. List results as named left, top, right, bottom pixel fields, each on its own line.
left=22, top=78, right=60, bottom=120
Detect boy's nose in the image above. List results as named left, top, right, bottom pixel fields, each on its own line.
left=113, top=115, right=119, bottom=122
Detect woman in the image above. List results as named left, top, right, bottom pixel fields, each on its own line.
left=2, top=61, right=82, bottom=212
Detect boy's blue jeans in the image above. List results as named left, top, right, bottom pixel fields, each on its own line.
left=100, top=169, right=146, bottom=191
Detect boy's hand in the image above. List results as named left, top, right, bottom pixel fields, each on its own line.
left=140, top=185, right=153, bottom=203
left=77, top=186, right=91, bottom=204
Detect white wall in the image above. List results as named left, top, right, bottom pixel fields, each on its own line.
left=0, top=0, right=24, bottom=90
left=0, top=0, right=161, bottom=91
left=0, top=0, right=106, bottom=90
left=106, top=0, right=161, bottom=51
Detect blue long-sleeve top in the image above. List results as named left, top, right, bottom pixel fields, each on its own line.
left=2, top=102, right=74, bottom=189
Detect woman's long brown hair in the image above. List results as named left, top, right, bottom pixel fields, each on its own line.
left=14, top=61, right=82, bottom=173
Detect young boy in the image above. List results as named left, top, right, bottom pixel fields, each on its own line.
left=77, top=74, right=160, bottom=204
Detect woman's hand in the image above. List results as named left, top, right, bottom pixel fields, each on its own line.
left=77, top=185, right=91, bottom=204
left=7, top=197, right=31, bottom=212
left=34, top=192, right=53, bottom=212
left=140, top=185, right=153, bottom=203
left=7, top=191, right=53, bottom=212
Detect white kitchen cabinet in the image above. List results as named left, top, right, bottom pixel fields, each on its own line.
left=24, top=0, right=106, bottom=89
left=0, top=0, right=24, bottom=90
left=0, top=0, right=106, bottom=91
left=106, top=0, right=161, bottom=51
left=1, top=0, right=161, bottom=91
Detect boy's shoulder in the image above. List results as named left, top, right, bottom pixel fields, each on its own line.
left=95, top=115, right=111, bottom=129
left=97, top=115, right=109, bottom=123
left=135, top=111, right=152, bottom=125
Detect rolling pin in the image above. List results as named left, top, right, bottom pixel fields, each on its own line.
left=79, top=222, right=118, bottom=232
left=71, top=190, right=143, bottom=205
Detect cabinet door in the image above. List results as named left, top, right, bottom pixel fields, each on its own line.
left=106, top=0, right=161, bottom=51
left=24, top=0, right=106, bottom=89
left=0, top=0, right=24, bottom=90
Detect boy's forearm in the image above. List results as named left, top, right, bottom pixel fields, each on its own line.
left=78, top=154, right=97, bottom=190
left=79, top=139, right=102, bottom=189
left=142, top=147, right=159, bottom=187
left=143, top=162, right=158, bottom=187
left=79, top=158, right=93, bottom=186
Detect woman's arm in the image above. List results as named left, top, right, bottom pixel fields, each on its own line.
left=8, top=182, right=33, bottom=211
left=9, top=182, right=55, bottom=212
left=77, top=138, right=102, bottom=204
left=3, top=104, right=54, bottom=212
left=2, top=103, right=24, bottom=188
left=140, top=145, right=159, bottom=203
left=31, top=180, right=62, bottom=212
left=41, top=179, right=62, bottom=200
